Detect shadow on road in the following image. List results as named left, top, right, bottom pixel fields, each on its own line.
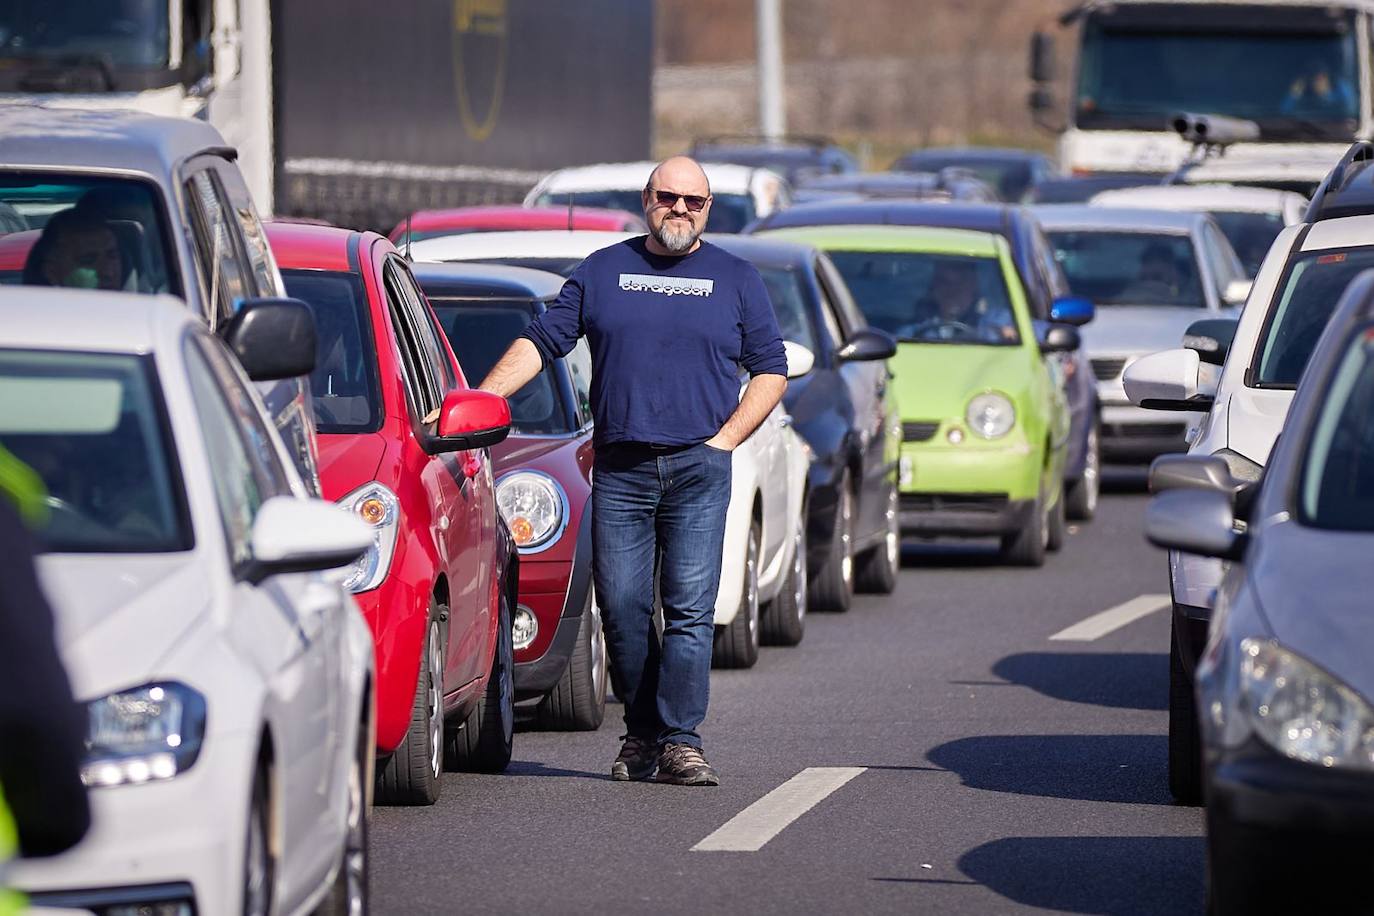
left=926, top=734, right=1172, bottom=805
left=957, top=835, right=1205, bottom=915
left=899, top=541, right=1007, bottom=569
left=502, top=759, right=610, bottom=781
left=1102, top=465, right=1150, bottom=493
left=991, top=652, right=1167, bottom=711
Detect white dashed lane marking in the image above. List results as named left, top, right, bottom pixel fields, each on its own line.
left=692, top=767, right=867, bottom=852
left=1049, top=593, right=1171, bottom=642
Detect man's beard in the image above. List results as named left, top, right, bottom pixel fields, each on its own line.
left=653, top=216, right=701, bottom=254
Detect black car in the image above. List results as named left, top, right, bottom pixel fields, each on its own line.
left=689, top=134, right=858, bottom=186
left=890, top=147, right=1059, bottom=203
left=747, top=199, right=1102, bottom=520
left=793, top=170, right=998, bottom=204
left=708, top=234, right=900, bottom=612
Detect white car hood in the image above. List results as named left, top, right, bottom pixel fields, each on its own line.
left=1080, top=306, right=1211, bottom=358
left=36, top=552, right=213, bottom=701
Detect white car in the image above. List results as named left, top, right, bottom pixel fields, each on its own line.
left=4, top=290, right=377, bottom=916
left=1035, top=205, right=1249, bottom=462
left=522, top=161, right=791, bottom=234
left=1122, top=205, right=1374, bottom=802
left=413, top=228, right=813, bottom=668
left=1090, top=183, right=1308, bottom=277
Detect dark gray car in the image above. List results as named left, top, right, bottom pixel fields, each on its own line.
left=1145, top=268, right=1374, bottom=915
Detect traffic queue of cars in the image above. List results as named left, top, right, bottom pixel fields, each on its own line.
left=0, top=99, right=1304, bottom=914
left=1093, top=144, right=1374, bottom=912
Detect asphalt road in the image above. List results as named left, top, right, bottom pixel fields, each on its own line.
left=370, top=473, right=1205, bottom=915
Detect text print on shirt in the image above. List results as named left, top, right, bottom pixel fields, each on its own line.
left=618, top=273, right=715, bottom=297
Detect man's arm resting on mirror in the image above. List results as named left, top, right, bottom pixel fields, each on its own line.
left=479, top=338, right=544, bottom=397
left=706, top=373, right=788, bottom=451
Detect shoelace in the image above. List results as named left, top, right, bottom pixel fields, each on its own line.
left=662, top=744, right=705, bottom=768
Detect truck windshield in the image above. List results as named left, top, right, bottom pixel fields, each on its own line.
left=0, top=1, right=171, bottom=69
left=0, top=174, right=178, bottom=297
left=1077, top=20, right=1360, bottom=140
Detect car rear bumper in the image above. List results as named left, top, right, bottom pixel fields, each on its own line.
left=1099, top=404, right=1189, bottom=461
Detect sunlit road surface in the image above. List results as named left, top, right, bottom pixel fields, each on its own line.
left=370, top=474, right=1204, bottom=915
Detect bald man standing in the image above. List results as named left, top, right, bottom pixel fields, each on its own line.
left=479, top=157, right=787, bottom=785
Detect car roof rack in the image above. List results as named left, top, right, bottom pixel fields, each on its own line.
left=690, top=133, right=837, bottom=150
left=1304, top=140, right=1374, bottom=222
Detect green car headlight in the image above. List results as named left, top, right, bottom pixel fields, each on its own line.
left=966, top=393, right=1015, bottom=439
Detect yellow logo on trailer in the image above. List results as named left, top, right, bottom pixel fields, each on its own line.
left=452, top=0, right=507, bottom=142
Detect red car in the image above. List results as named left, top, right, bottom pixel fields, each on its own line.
left=412, top=262, right=607, bottom=730
left=389, top=205, right=646, bottom=246
left=265, top=222, right=518, bottom=805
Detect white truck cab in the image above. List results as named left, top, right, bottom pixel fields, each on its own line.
left=0, top=0, right=274, bottom=212
left=1030, top=0, right=1374, bottom=192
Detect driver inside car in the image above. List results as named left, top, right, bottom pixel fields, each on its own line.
left=25, top=210, right=126, bottom=292
left=900, top=259, right=1015, bottom=343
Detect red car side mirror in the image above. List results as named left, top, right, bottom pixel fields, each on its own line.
left=432, top=388, right=510, bottom=452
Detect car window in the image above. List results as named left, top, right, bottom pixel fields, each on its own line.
left=184, top=335, right=285, bottom=567
left=1300, top=326, right=1374, bottom=531
left=382, top=262, right=441, bottom=419
left=1212, top=210, right=1286, bottom=277
left=194, top=335, right=294, bottom=495
left=184, top=168, right=250, bottom=328
left=1045, top=230, right=1204, bottom=308
left=1253, top=248, right=1374, bottom=388
left=1202, top=223, right=1242, bottom=294
left=215, top=161, right=280, bottom=297
left=397, top=263, right=459, bottom=392
left=567, top=338, right=594, bottom=427
left=0, top=173, right=178, bottom=298
left=815, top=253, right=867, bottom=336
left=1031, top=226, right=1070, bottom=301
left=827, top=250, right=1021, bottom=346
left=0, top=348, right=189, bottom=553
left=758, top=266, right=818, bottom=354
left=280, top=268, right=384, bottom=434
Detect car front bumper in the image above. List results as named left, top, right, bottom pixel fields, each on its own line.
left=13, top=729, right=258, bottom=916
left=1210, top=740, right=1374, bottom=837
left=898, top=439, right=1040, bottom=537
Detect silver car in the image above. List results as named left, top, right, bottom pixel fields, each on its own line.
left=2, top=289, right=375, bottom=916
left=1145, top=269, right=1374, bottom=915
left=1035, top=205, right=1249, bottom=461
left=0, top=105, right=322, bottom=491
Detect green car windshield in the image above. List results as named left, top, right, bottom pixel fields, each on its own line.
left=825, top=250, right=1020, bottom=346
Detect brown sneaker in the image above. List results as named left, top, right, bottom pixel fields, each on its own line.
left=655, top=743, right=720, bottom=786
left=611, top=735, right=658, bottom=781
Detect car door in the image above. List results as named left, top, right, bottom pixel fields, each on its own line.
left=817, top=254, right=893, bottom=542
left=381, top=257, right=490, bottom=692
left=182, top=333, right=344, bottom=905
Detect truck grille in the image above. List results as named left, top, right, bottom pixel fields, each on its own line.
left=902, top=421, right=940, bottom=442
left=1091, top=357, right=1129, bottom=381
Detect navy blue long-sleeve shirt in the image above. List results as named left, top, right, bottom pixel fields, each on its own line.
left=522, top=237, right=787, bottom=447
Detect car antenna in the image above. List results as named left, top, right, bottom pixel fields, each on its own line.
left=404, top=212, right=413, bottom=261
left=567, top=191, right=574, bottom=231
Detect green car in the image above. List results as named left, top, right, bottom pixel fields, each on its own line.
left=758, top=225, right=1078, bottom=566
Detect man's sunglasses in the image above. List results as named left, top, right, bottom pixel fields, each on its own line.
left=645, top=187, right=710, bottom=212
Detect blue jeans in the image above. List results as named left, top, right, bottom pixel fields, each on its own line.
left=592, top=441, right=732, bottom=750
